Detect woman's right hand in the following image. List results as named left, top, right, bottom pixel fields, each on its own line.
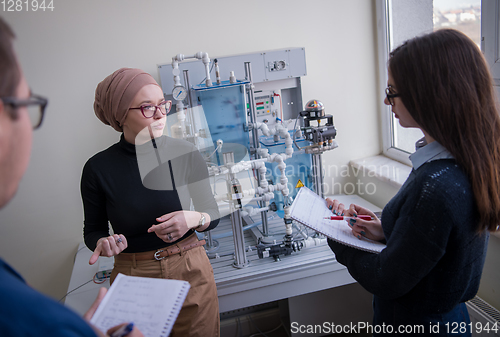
left=107, top=323, right=144, bottom=337
left=347, top=204, right=385, bottom=242
left=89, top=234, right=127, bottom=265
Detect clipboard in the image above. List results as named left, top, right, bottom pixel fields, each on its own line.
left=289, top=187, right=386, bottom=254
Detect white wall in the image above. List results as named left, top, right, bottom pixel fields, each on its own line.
left=0, top=1, right=380, bottom=299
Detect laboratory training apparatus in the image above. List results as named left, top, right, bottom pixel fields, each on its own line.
left=157, top=48, right=338, bottom=268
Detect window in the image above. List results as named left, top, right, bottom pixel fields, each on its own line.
left=377, top=0, right=481, bottom=164
left=482, top=0, right=500, bottom=83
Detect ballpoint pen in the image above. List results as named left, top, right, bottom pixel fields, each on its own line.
left=324, top=215, right=372, bottom=221
left=110, top=323, right=134, bottom=337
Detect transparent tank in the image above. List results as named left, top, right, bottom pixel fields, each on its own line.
left=193, top=81, right=250, bottom=166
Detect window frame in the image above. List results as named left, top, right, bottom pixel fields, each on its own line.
left=376, top=0, right=412, bottom=165
left=482, top=0, right=500, bottom=83
left=376, top=0, right=434, bottom=166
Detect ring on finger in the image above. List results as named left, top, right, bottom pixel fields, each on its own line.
left=167, top=233, right=173, bottom=241
left=116, top=237, right=123, bottom=244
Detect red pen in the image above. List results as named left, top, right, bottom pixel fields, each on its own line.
left=324, top=215, right=372, bottom=221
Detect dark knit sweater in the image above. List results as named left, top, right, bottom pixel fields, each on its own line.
left=81, top=135, right=220, bottom=253
left=329, top=159, right=489, bottom=315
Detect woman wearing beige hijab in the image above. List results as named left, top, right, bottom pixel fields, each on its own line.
left=81, top=68, right=220, bottom=336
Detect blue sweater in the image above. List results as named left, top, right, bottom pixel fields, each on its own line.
left=328, top=159, right=489, bottom=315
left=0, top=259, right=97, bottom=337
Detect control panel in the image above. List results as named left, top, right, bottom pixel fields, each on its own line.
left=253, top=90, right=282, bottom=127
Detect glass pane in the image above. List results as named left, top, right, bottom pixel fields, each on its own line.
left=433, top=0, right=481, bottom=46
left=393, top=121, right=423, bottom=154
left=195, top=84, right=250, bottom=166
left=389, top=0, right=481, bottom=154
left=387, top=0, right=433, bottom=154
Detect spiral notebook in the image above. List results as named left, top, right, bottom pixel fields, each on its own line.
left=290, top=187, right=386, bottom=254
left=90, top=273, right=190, bottom=337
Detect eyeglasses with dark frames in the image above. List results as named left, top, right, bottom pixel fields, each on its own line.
left=129, top=100, right=172, bottom=118
left=1, top=94, right=48, bottom=130
left=385, top=86, right=400, bottom=106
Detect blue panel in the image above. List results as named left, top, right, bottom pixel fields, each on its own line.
left=195, top=82, right=250, bottom=165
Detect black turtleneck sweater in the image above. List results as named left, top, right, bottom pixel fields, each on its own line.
left=81, top=135, right=220, bottom=253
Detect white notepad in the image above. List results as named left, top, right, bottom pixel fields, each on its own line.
left=289, top=187, right=386, bottom=254
left=90, top=273, right=190, bottom=337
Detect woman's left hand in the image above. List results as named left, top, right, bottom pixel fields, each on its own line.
left=325, top=198, right=351, bottom=216
left=147, top=211, right=200, bottom=243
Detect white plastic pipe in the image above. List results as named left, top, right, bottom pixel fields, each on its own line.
left=302, top=237, right=327, bottom=249
left=284, top=206, right=292, bottom=235
left=241, top=206, right=270, bottom=217
left=172, top=52, right=212, bottom=89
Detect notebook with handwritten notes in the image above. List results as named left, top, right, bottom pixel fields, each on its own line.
left=89, top=273, right=190, bottom=337
left=289, top=187, right=386, bottom=254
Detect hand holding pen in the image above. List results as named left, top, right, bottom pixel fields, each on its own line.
left=107, top=322, right=143, bottom=337
left=325, top=215, right=373, bottom=221
left=82, top=289, right=144, bottom=337
left=325, top=199, right=385, bottom=242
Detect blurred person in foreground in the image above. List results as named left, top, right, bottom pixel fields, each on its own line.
left=0, top=16, right=143, bottom=337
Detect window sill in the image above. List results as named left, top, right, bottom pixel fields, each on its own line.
left=349, top=155, right=412, bottom=189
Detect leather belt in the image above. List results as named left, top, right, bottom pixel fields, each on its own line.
left=116, top=234, right=205, bottom=262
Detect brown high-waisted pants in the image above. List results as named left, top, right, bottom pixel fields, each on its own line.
left=111, top=244, right=219, bottom=337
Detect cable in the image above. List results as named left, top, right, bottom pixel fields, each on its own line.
left=248, top=321, right=284, bottom=337
left=292, top=223, right=309, bottom=240
left=212, top=174, right=217, bottom=195
left=73, top=245, right=87, bottom=264
left=213, top=177, right=228, bottom=197
left=292, top=112, right=303, bottom=150
left=273, top=93, right=284, bottom=122
left=247, top=314, right=269, bottom=337
left=252, top=168, right=258, bottom=181
left=248, top=168, right=255, bottom=189
left=93, top=272, right=109, bottom=284
left=205, top=142, right=222, bottom=160
left=58, top=279, right=93, bottom=303
left=283, top=318, right=291, bottom=337
left=237, top=316, right=243, bottom=337
left=247, top=313, right=283, bottom=337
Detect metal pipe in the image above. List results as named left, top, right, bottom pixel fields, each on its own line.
left=312, top=153, right=324, bottom=198
left=182, top=69, right=196, bottom=140
left=230, top=208, right=250, bottom=268
left=244, top=62, right=269, bottom=235
left=224, top=152, right=250, bottom=268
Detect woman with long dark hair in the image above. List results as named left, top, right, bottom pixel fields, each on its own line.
left=328, top=29, right=499, bottom=336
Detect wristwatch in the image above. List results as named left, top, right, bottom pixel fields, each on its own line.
left=196, top=213, right=206, bottom=231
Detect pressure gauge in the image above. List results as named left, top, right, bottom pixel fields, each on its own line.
left=172, top=85, right=187, bottom=101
